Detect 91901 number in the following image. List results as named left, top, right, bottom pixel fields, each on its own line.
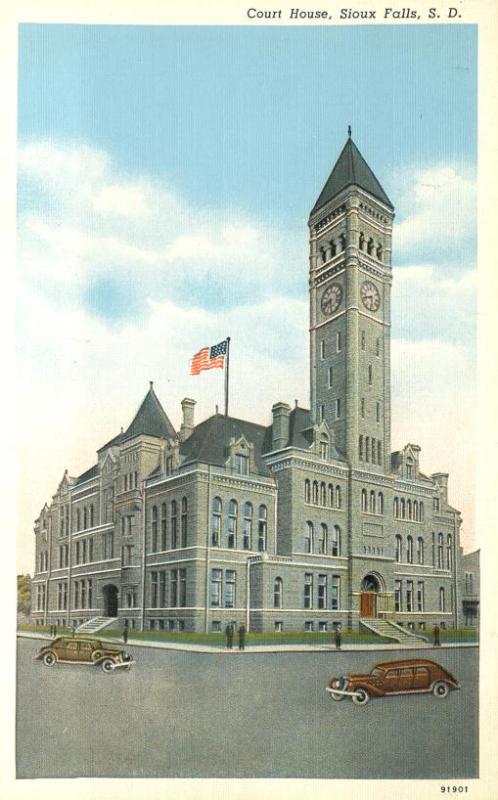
left=441, top=788, right=468, bottom=794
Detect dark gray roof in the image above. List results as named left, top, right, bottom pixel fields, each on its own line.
left=180, top=414, right=270, bottom=474
left=311, top=136, right=393, bottom=216
left=74, top=464, right=99, bottom=485
left=98, top=384, right=176, bottom=453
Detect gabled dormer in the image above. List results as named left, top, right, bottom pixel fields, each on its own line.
left=162, top=437, right=181, bottom=476
left=391, top=444, right=421, bottom=480
left=311, top=419, right=335, bottom=461
left=226, top=433, right=255, bottom=475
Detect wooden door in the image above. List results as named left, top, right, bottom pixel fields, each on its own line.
left=360, top=592, right=376, bottom=617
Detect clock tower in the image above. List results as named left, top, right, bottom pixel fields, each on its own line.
left=309, top=131, right=395, bottom=472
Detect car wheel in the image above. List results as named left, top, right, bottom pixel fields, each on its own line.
left=101, top=658, right=115, bottom=673
left=432, top=681, right=449, bottom=699
left=43, top=651, right=56, bottom=667
left=352, top=687, right=371, bottom=706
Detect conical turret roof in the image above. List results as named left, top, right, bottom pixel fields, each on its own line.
left=124, top=382, right=176, bottom=441
left=311, top=134, right=393, bottom=216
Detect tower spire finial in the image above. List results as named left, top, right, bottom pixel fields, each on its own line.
left=348, top=125, right=352, bottom=138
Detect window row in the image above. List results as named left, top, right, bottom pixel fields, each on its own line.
left=303, top=522, right=341, bottom=556
left=304, top=480, right=342, bottom=508
left=395, top=535, right=425, bottom=564
left=58, top=544, right=69, bottom=569
left=358, top=435, right=382, bottom=464
left=360, top=331, right=381, bottom=356
left=211, top=499, right=268, bottom=551
left=210, top=568, right=237, bottom=608
left=149, top=618, right=185, bottom=631
left=318, top=233, right=346, bottom=263
left=319, top=331, right=342, bottom=359
left=38, top=551, right=49, bottom=573
left=394, top=580, right=449, bottom=613
left=358, top=232, right=384, bottom=262
left=361, top=489, right=384, bottom=515
left=150, top=499, right=188, bottom=552
left=35, top=583, right=46, bottom=611
left=150, top=569, right=187, bottom=608
left=59, top=505, right=70, bottom=537
left=75, top=537, right=94, bottom=565
left=73, top=579, right=93, bottom=610
left=431, top=533, right=453, bottom=570
left=75, top=504, right=95, bottom=532
left=394, top=497, right=424, bottom=522
left=123, top=471, right=139, bottom=492
left=360, top=398, right=381, bottom=422
left=304, top=573, right=341, bottom=610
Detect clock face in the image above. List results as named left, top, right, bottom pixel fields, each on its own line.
left=321, top=283, right=343, bottom=316
left=360, top=280, right=381, bottom=312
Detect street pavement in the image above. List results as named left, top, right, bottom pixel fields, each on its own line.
left=16, top=637, right=478, bottom=779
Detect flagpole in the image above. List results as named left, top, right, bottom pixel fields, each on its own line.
left=224, top=337, right=230, bottom=417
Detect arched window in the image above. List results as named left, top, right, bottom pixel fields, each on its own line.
left=304, top=479, right=310, bottom=503
left=227, top=500, right=238, bottom=548
left=376, top=243, right=383, bottom=261
left=304, top=521, right=313, bottom=554
left=369, top=490, right=376, bottom=514
left=83, top=507, right=88, bottom=530
left=395, top=535, right=402, bottom=562
left=274, top=577, right=283, bottom=609
left=320, top=247, right=326, bottom=264
left=437, top=533, right=444, bottom=568
left=367, top=237, right=374, bottom=255
left=417, top=537, right=424, bottom=564
left=328, top=483, right=334, bottom=506
left=212, top=497, right=222, bottom=546
left=359, top=434, right=363, bottom=460
left=90, top=504, right=94, bottom=528
left=331, top=525, right=341, bottom=557
left=371, top=437, right=376, bottom=463
left=161, top=502, right=167, bottom=550
left=258, top=505, right=267, bottom=551
left=339, top=232, right=346, bottom=251
left=378, top=492, right=384, bottom=515
left=320, top=482, right=326, bottom=506
left=181, top=497, right=188, bottom=548
left=446, top=535, right=452, bottom=570
left=171, top=500, right=178, bottom=548
left=407, top=535, right=413, bottom=564
left=400, top=498, right=406, bottom=519
left=432, top=532, right=436, bottom=566
left=330, top=239, right=337, bottom=257
left=318, top=523, right=327, bottom=554
left=413, top=500, right=419, bottom=521
left=151, top=505, right=158, bottom=552
left=336, top=485, right=342, bottom=508
left=359, top=232, right=365, bottom=250
left=377, top=440, right=381, bottom=464
left=242, top=502, right=252, bottom=550
left=312, top=481, right=319, bottom=504
left=76, top=508, right=81, bottom=532
left=394, top=497, right=399, bottom=518
left=439, top=587, right=445, bottom=612
left=319, top=436, right=329, bottom=460
left=407, top=499, right=412, bottom=520
left=365, top=436, right=370, bottom=462
left=420, top=502, right=424, bottom=522
left=361, top=489, right=368, bottom=512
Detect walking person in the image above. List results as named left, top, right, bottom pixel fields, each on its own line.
left=238, top=623, right=246, bottom=651
left=123, top=620, right=129, bottom=645
left=334, top=624, right=342, bottom=650
left=433, top=624, right=441, bottom=646
left=53, top=623, right=57, bottom=638
left=225, top=623, right=233, bottom=649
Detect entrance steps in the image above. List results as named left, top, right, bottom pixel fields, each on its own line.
left=75, top=616, right=118, bottom=634
left=360, top=617, right=429, bottom=646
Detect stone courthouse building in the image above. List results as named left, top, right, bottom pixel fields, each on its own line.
left=31, top=134, right=465, bottom=636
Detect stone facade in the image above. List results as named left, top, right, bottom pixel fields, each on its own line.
left=31, top=135, right=466, bottom=634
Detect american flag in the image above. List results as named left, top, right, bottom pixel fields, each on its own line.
left=190, top=340, right=228, bottom=375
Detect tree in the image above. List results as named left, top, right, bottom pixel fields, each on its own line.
left=17, top=574, right=31, bottom=617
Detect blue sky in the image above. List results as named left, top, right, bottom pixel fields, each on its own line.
left=17, top=23, right=478, bottom=568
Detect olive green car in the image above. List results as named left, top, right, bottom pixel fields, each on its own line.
left=34, top=636, right=135, bottom=673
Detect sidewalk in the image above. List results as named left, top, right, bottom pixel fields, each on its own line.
left=17, top=630, right=478, bottom=654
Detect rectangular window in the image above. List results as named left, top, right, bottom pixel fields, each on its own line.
left=304, top=621, right=314, bottom=632
left=368, top=365, right=372, bottom=386
left=376, top=402, right=380, bottom=422
left=336, top=331, right=342, bottom=352
left=179, top=568, right=187, bottom=608
left=318, top=621, right=328, bottom=632
left=274, top=621, right=283, bottom=632
left=361, top=330, right=366, bottom=350
left=88, top=537, right=93, bottom=563
left=331, top=575, right=340, bottom=610
left=319, top=404, right=325, bottom=423
left=406, top=580, right=413, bottom=612
left=328, top=367, right=333, bottom=388
left=304, top=573, right=313, bottom=609
left=74, top=581, right=79, bottom=609
left=318, top=575, right=327, bottom=609
left=170, top=570, right=178, bottom=607
left=417, top=581, right=425, bottom=612
left=87, top=579, right=92, bottom=608
left=210, top=569, right=222, bottom=608
left=122, top=545, right=133, bottom=566
left=151, top=571, right=158, bottom=607
left=376, top=338, right=380, bottom=356
left=159, top=571, right=167, bottom=607
left=225, top=570, right=236, bottom=609
left=320, top=340, right=325, bottom=359
left=335, top=398, right=341, bottom=419
left=394, top=579, right=402, bottom=612
left=235, top=454, right=249, bottom=475
left=166, top=456, right=173, bottom=475
left=361, top=398, right=365, bottom=418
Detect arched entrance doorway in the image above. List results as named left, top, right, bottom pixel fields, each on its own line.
left=103, top=584, right=119, bottom=617
left=360, top=574, right=381, bottom=618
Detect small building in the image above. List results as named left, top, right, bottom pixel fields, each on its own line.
left=461, top=549, right=479, bottom=627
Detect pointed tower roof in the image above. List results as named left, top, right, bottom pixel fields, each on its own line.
left=311, top=132, right=393, bottom=216
left=123, top=382, right=176, bottom=441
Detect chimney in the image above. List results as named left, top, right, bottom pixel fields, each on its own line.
left=180, top=398, right=196, bottom=441
left=272, top=402, right=291, bottom=451
left=431, top=472, right=449, bottom=503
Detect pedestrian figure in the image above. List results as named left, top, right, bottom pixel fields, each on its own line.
left=225, top=623, right=233, bottom=649
left=238, top=624, right=246, bottom=651
left=334, top=626, right=342, bottom=650
left=53, top=624, right=57, bottom=638
left=433, top=624, right=441, bottom=647
left=123, top=620, right=129, bottom=644
left=71, top=622, right=76, bottom=637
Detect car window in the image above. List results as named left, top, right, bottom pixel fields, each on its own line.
left=66, top=642, right=78, bottom=652
left=371, top=668, right=385, bottom=677
left=399, top=668, right=414, bottom=677
left=385, top=670, right=398, bottom=679
left=79, top=642, right=93, bottom=655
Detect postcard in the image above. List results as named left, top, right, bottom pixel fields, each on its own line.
left=3, top=1, right=498, bottom=799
